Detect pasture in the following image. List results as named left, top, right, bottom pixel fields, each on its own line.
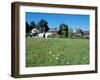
left=26, top=37, right=89, bottom=67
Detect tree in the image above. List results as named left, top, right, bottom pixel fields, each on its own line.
left=58, top=23, right=68, bottom=38
left=26, top=21, right=30, bottom=33
left=68, top=28, right=74, bottom=38
left=75, top=28, right=83, bottom=38
left=76, top=28, right=83, bottom=36
left=37, top=19, right=49, bottom=33
left=30, top=21, right=36, bottom=31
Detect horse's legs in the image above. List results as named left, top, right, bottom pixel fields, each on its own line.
left=45, top=34, right=48, bottom=39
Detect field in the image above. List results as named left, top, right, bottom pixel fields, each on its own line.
left=26, top=37, right=89, bottom=67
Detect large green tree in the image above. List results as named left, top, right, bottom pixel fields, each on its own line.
left=76, top=28, right=83, bottom=36
left=75, top=28, right=83, bottom=38
left=58, top=23, right=68, bottom=38
left=37, top=19, right=49, bottom=32
left=30, top=21, right=36, bottom=31
left=26, top=21, right=30, bottom=33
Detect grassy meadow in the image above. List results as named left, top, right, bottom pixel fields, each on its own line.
left=26, top=37, right=89, bottom=67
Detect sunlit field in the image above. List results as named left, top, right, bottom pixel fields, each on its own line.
left=26, top=37, right=89, bottom=67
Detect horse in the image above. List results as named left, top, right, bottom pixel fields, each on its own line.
left=29, top=28, right=52, bottom=39
left=26, top=28, right=39, bottom=37
left=38, top=32, right=52, bottom=39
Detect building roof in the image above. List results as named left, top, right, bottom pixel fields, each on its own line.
left=49, top=28, right=59, bottom=32
left=83, top=31, right=89, bottom=35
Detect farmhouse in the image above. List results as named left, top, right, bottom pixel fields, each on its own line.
left=83, top=31, right=89, bottom=39
left=74, top=30, right=89, bottom=39
left=48, top=28, right=59, bottom=37
left=49, top=28, right=58, bottom=33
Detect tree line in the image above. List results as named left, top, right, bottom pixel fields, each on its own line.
left=26, top=19, right=49, bottom=33
left=26, top=19, right=69, bottom=38
left=26, top=19, right=85, bottom=38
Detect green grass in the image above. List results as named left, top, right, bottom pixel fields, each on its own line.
left=26, top=37, right=89, bottom=67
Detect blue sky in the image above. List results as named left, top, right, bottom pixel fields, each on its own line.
left=26, top=12, right=90, bottom=31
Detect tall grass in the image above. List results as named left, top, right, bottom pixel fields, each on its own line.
left=26, top=38, right=89, bottom=67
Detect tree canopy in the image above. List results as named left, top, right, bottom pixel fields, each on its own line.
left=76, top=28, right=83, bottom=35
left=58, top=23, right=68, bottom=37
left=30, top=21, right=36, bottom=30
left=26, top=21, right=30, bottom=33
left=37, top=19, right=49, bottom=32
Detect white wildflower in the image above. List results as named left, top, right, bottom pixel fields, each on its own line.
left=83, top=57, right=86, bottom=60
left=66, top=62, right=69, bottom=64
left=52, top=54, right=55, bottom=57
left=57, top=54, right=60, bottom=57
left=61, top=59, right=63, bottom=61
left=49, top=51, right=52, bottom=54
left=56, top=57, right=58, bottom=60
left=50, top=59, right=52, bottom=62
